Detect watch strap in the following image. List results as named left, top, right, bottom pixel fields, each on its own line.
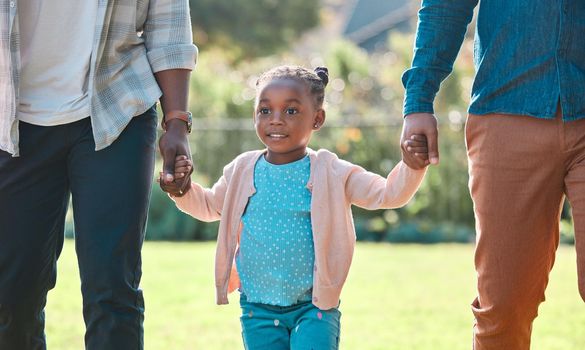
left=162, top=111, right=192, bottom=133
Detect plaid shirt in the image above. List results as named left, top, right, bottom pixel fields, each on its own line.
left=0, top=0, right=197, bottom=156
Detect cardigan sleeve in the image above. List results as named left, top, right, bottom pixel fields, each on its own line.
left=345, top=160, right=426, bottom=210
left=170, top=160, right=234, bottom=222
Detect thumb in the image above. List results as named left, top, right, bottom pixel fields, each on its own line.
left=426, top=130, right=440, bottom=165
left=162, top=150, right=176, bottom=184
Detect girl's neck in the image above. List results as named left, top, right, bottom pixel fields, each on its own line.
left=264, top=148, right=308, bottom=165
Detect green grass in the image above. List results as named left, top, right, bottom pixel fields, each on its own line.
left=45, top=242, right=585, bottom=349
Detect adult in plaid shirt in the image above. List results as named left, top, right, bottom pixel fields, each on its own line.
left=0, top=1, right=197, bottom=349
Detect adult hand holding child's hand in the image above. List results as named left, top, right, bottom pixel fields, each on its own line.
left=400, top=112, right=439, bottom=169
left=159, top=155, right=193, bottom=197
left=401, top=134, right=429, bottom=169
left=158, top=118, right=193, bottom=196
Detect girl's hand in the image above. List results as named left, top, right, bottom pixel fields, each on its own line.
left=159, top=155, right=193, bottom=197
left=174, top=155, right=193, bottom=179
left=401, top=134, right=429, bottom=169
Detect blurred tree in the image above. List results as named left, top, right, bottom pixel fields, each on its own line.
left=190, top=0, right=320, bottom=61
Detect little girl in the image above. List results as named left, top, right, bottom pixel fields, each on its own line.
left=165, top=66, right=428, bottom=349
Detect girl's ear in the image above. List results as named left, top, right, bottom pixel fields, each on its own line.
left=313, top=109, right=326, bottom=130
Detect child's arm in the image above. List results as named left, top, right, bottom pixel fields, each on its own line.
left=345, top=141, right=427, bottom=209
left=167, top=156, right=229, bottom=222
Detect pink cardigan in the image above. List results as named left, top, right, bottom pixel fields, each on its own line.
left=172, top=148, right=426, bottom=310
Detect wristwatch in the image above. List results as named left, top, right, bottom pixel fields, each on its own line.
left=162, top=111, right=192, bottom=133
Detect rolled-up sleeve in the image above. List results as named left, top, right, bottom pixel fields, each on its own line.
left=402, top=0, right=478, bottom=116
left=143, top=0, right=198, bottom=73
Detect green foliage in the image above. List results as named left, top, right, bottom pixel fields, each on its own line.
left=187, top=53, right=254, bottom=121
left=325, top=40, right=369, bottom=81
left=355, top=218, right=473, bottom=243
left=190, top=0, right=320, bottom=60
left=560, top=219, right=575, bottom=244
left=146, top=180, right=219, bottom=241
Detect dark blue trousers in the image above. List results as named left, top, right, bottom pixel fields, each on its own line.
left=0, top=107, right=157, bottom=350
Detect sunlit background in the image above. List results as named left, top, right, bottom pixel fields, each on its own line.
left=51, top=1, right=583, bottom=349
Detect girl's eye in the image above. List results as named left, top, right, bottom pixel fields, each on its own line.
left=286, top=108, right=298, bottom=115
left=259, top=108, right=270, bottom=115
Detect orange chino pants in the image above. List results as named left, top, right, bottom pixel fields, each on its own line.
left=466, top=111, right=585, bottom=350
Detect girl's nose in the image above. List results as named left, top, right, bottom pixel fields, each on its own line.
left=270, top=111, right=284, bottom=124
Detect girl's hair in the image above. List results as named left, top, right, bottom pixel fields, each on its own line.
left=256, top=65, right=329, bottom=108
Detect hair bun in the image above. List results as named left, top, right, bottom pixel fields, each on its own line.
left=314, top=67, right=329, bottom=87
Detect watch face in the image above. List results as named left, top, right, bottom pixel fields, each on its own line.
left=186, top=112, right=193, bottom=132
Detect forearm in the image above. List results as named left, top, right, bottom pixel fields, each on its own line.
left=347, top=162, right=426, bottom=209
left=381, top=161, right=427, bottom=208
left=171, top=183, right=222, bottom=222
left=156, top=69, right=192, bottom=188
left=155, top=69, right=191, bottom=116
left=155, top=68, right=191, bottom=134
left=402, top=0, right=478, bottom=116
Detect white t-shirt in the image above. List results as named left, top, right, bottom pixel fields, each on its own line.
left=17, top=0, right=98, bottom=126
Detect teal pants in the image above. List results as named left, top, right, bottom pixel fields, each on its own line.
left=239, top=294, right=341, bottom=350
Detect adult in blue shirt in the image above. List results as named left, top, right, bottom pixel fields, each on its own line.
left=401, top=1, right=585, bottom=349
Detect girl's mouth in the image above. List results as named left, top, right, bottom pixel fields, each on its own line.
left=268, top=133, right=287, bottom=139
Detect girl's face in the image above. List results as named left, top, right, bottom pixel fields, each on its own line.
left=254, top=79, right=325, bottom=165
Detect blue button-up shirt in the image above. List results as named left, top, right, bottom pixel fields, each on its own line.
left=402, top=1, right=585, bottom=121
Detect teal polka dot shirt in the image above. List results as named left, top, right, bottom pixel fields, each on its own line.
left=235, top=155, right=314, bottom=306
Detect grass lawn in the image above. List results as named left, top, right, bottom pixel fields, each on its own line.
left=45, top=241, right=585, bottom=349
